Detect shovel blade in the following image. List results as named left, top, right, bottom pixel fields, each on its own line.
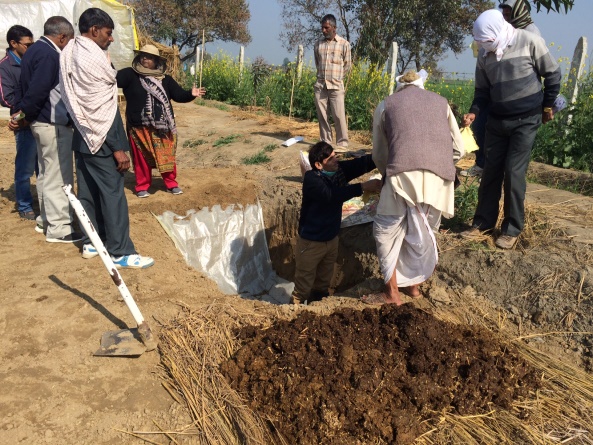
left=94, top=328, right=147, bottom=357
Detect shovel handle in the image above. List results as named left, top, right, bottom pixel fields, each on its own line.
left=63, top=185, right=145, bottom=325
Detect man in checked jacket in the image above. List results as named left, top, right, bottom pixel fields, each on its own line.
left=313, top=14, right=351, bottom=149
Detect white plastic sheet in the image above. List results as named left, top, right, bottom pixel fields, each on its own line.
left=0, top=0, right=137, bottom=71
left=157, top=203, right=293, bottom=304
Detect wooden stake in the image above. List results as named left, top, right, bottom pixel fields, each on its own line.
left=199, top=29, right=205, bottom=89
left=288, top=62, right=296, bottom=120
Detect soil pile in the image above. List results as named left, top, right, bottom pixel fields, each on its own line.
left=221, top=304, right=541, bottom=445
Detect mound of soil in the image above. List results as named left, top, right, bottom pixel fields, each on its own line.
left=221, top=304, right=540, bottom=445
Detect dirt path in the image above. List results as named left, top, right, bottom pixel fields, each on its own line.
left=1, top=102, right=592, bottom=444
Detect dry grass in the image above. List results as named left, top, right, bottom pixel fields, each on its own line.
left=145, top=297, right=593, bottom=445
left=134, top=302, right=287, bottom=445
left=438, top=200, right=568, bottom=254
left=415, top=338, right=593, bottom=445
left=420, top=292, right=593, bottom=444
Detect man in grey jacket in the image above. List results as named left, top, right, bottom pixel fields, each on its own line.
left=461, top=9, right=561, bottom=249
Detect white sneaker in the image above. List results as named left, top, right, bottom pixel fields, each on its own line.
left=459, top=165, right=483, bottom=177
left=111, top=254, right=155, bottom=269
left=82, top=244, right=99, bottom=259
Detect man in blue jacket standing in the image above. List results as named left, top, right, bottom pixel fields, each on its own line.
left=290, top=142, right=381, bottom=305
left=0, top=25, right=37, bottom=220
left=9, top=16, right=82, bottom=243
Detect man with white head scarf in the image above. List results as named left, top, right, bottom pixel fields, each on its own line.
left=362, top=71, right=464, bottom=305
left=461, top=9, right=560, bottom=250
left=460, top=0, right=542, bottom=179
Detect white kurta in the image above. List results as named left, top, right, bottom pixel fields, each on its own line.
left=371, top=92, right=464, bottom=285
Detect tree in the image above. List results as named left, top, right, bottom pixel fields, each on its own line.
left=356, top=0, right=493, bottom=72
left=531, top=0, right=573, bottom=12
left=277, top=0, right=358, bottom=52
left=129, top=0, right=251, bottom=60
left=278, top=0, right=574, bottom=72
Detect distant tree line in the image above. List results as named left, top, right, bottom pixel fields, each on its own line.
left=128, top=0, right=574, bottom=69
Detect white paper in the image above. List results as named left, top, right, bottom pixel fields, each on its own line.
left=282, top=136, right=304, bottom=147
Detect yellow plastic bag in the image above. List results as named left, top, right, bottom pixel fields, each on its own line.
left=460, top=127, right=479, bottom=153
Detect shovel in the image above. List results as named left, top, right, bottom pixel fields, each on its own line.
left=63, top=184, right=157, bottom=357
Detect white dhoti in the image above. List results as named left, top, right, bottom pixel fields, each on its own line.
left=374, top=171, right=454, bottom=286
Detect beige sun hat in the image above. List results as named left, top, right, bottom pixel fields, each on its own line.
left=134, top=44, right=165, bottom=61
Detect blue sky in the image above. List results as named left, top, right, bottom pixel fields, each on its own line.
left=212, top=1, right=591, bottom=76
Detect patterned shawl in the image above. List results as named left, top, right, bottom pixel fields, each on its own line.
left=508, top=0, right=535, bottom=30
left=59, top=36, right=118, bottom=154
left=139, top=76, right=177, bottom=134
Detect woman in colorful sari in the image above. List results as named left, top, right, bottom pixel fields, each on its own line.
left=117, top=44, right=205, bottom=197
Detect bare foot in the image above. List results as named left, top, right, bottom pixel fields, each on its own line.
left=400, top=285, right=421, bottom=298
left=361, top=292, right=403, bottom=306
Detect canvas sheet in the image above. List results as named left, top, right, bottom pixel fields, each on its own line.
left=157, top=203, right=293, bottom=304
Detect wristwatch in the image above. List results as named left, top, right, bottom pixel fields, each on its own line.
left=543, top=107, right=553, bottom=113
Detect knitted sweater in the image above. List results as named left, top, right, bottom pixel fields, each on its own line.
left=470, top=29, right=561, bottom=120
left=382, top=87, right=456, bottom=182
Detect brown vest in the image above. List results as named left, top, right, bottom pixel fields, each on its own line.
left=383, top=86, right=455, bottom=181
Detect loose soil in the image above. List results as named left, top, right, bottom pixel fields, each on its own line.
left=1, top=100, right=593, bottom=444
left=222, top=305, right=540, bottom=445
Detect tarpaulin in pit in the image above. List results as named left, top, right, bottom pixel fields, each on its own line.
left=157, top=203, right=293, bottom=304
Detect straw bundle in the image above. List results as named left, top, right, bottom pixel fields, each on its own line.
left=152, top=303, right=286, bottom=444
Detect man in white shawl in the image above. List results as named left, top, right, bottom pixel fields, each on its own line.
left=362, top=71, right=463, bottom=305
left=60, top=8, right=154, bottom=269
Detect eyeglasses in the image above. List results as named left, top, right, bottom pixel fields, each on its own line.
left=18, top=41, right=33, bottom=48
left=140, top=54, right=157, bottom=60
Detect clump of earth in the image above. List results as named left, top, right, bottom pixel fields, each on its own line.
left=221, top=304, right=540, bottom=444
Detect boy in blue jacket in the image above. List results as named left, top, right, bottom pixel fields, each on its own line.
left=291, top=142, right=381, bottom=304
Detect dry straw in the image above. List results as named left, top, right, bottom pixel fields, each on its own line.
left=132, top=302, right=287, bottom=445
left=137, top=292, right=593, bottom=444
left=414, top=336, right=593, bottom=445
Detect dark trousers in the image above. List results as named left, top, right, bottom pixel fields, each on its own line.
left=471, top=104, right=490, bottom=169
left=472, top=114, right=542, bottom=237
left=76, top=151, right=136, bottom=256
